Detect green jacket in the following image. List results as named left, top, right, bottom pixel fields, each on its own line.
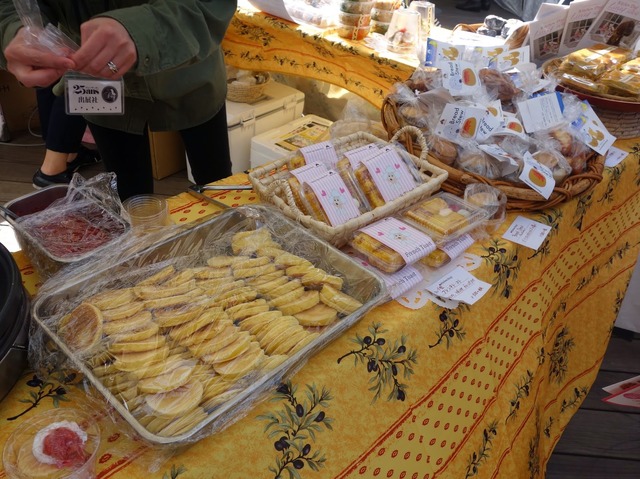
left=0, top=0, right=237, bottom=133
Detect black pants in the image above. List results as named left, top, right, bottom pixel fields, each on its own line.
left=36, top=85, right=87, bottom=153
left=88, top=104, right=231, bottom=200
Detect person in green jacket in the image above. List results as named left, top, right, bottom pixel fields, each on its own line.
left=0, top=1, right=237, bottom=200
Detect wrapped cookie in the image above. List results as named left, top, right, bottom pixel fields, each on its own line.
left=456, top=147, right=502, bottom=180
left=479, top=68, right=522, bottom=102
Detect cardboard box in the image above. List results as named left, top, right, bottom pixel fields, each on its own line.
left=149, top=130, right=185, bottom=180
left=151, top=81, right=306, bottom=180
left=0, top=70, right=39, bottom=135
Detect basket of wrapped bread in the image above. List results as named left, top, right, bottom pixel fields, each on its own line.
left=381, top=63, right=606, bottom=211
left=543, top=43, right=640, bottom=139
left=248, top=125, right=448, bottom=247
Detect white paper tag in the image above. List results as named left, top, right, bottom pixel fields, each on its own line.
left=520, top=152, right=555, bottom=199
left=300, top=141, right=339, bottom=168
left=502, top=215, right=552, bottom=250
left=493, top=112, right=528, bottom=140
left=426, top=265, right=491, bottom=305
left=435, top=103, right=487, bottom=142
left=439, top=60, right=481, bottom=96
left=306, top=170, right=361, bottom=226
left=516, top=92, right=565, bottom=133
left=65, top=77, right=124, bottom=115
left=488, top=46, right=530, bottom=71
left=359, top=217, right=436, bottom=264
left=604, top=146, right=629, bottom=168
left=425, top=38, right=464, bottom=66
left=571, top=100, right=616, bottom=156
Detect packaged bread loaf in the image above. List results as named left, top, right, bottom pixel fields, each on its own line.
left=400, top=192, right=488, bottom=243
left=561, top=43, right=633, bottom=79
left=349, top=216, right=436, bottom=274
left=352, top=147, right=422, bottom=208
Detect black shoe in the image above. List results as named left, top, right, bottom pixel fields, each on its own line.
left=32, top=168, right=72, bottom=189
left=66, top=146, right=101, bottom=173
left=455, top=0, right=490, bottom=12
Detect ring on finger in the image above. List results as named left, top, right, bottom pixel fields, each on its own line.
left=107, top=60, right=118, bottom=74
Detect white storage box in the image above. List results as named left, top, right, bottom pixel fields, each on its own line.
left=250, top=114, right=333, bottom=169
left=186, top=81, right=305, bottom=181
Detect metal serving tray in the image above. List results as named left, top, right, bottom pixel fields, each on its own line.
left=31, top=205, right=388, bottom=445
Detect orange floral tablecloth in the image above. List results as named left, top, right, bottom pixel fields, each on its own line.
left=2, top=137, right=640, bottom=479
left=222, top=4, right=418, bottom=109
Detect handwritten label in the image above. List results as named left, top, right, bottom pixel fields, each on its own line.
left=426, top=266, right=490, bottom=305
left=502, top=215, right=551, bottom=250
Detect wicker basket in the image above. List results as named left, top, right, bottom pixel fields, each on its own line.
left=226, top=73, right=271, bottom=103
left=381, top=92, right=605, bottom=211
left=452, top=22, right=529, bottom=50
left=248, top=126, right=448, bottom=247
left=543, top=58, right=640, bottom=139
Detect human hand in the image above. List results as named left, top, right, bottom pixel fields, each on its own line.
left=71, top=17, right=137, bottom=79
left=4, top=28, right=75, bottom=87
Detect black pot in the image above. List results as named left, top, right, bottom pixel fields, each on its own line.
left=0, top=240, right=30, bottom=402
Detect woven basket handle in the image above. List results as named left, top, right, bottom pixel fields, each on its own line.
left=390, top=125, right=430, bottom=164
left=263, top=177, right=303, bottom=215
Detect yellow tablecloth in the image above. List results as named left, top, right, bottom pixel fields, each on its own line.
left=2, top=138, right=640, bottom=478
left=223, top=4, right=417, bottom=109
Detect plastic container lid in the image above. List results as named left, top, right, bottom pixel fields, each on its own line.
left=400, top=192, right=489, bottom=244
left=3, top=408, right=101, bottom=479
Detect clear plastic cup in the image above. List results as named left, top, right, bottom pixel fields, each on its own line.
left=464, top=183, right=507, bottom=233
left=3, top=408, right=101, bottom=479
left=122, top=194, right=171, bottom=230
left=408, top=1, right=435, bottom=42
left=385, top=8, right=421, bottom=54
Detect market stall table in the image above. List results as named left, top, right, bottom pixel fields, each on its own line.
left=222, top=2, right=419, bottom=109
left=2, top=136, right=640, bottom=478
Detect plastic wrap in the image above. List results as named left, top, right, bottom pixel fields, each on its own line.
left=30, top=205, right=387, bottom=447
left=3, top=173, right=129, bottom=280
left=455, top=146, right=502, bottom=180
left=285, top=0, right=338, bottom=28
left=14, top=0, right=79, bottom=55
left=400, top=192, right=489, bottom=245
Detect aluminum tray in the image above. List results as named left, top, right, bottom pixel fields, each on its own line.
left=31, top=205, right=388, bottom=445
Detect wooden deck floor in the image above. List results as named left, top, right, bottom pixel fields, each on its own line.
left=1, top=132, right=639, bottom=478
